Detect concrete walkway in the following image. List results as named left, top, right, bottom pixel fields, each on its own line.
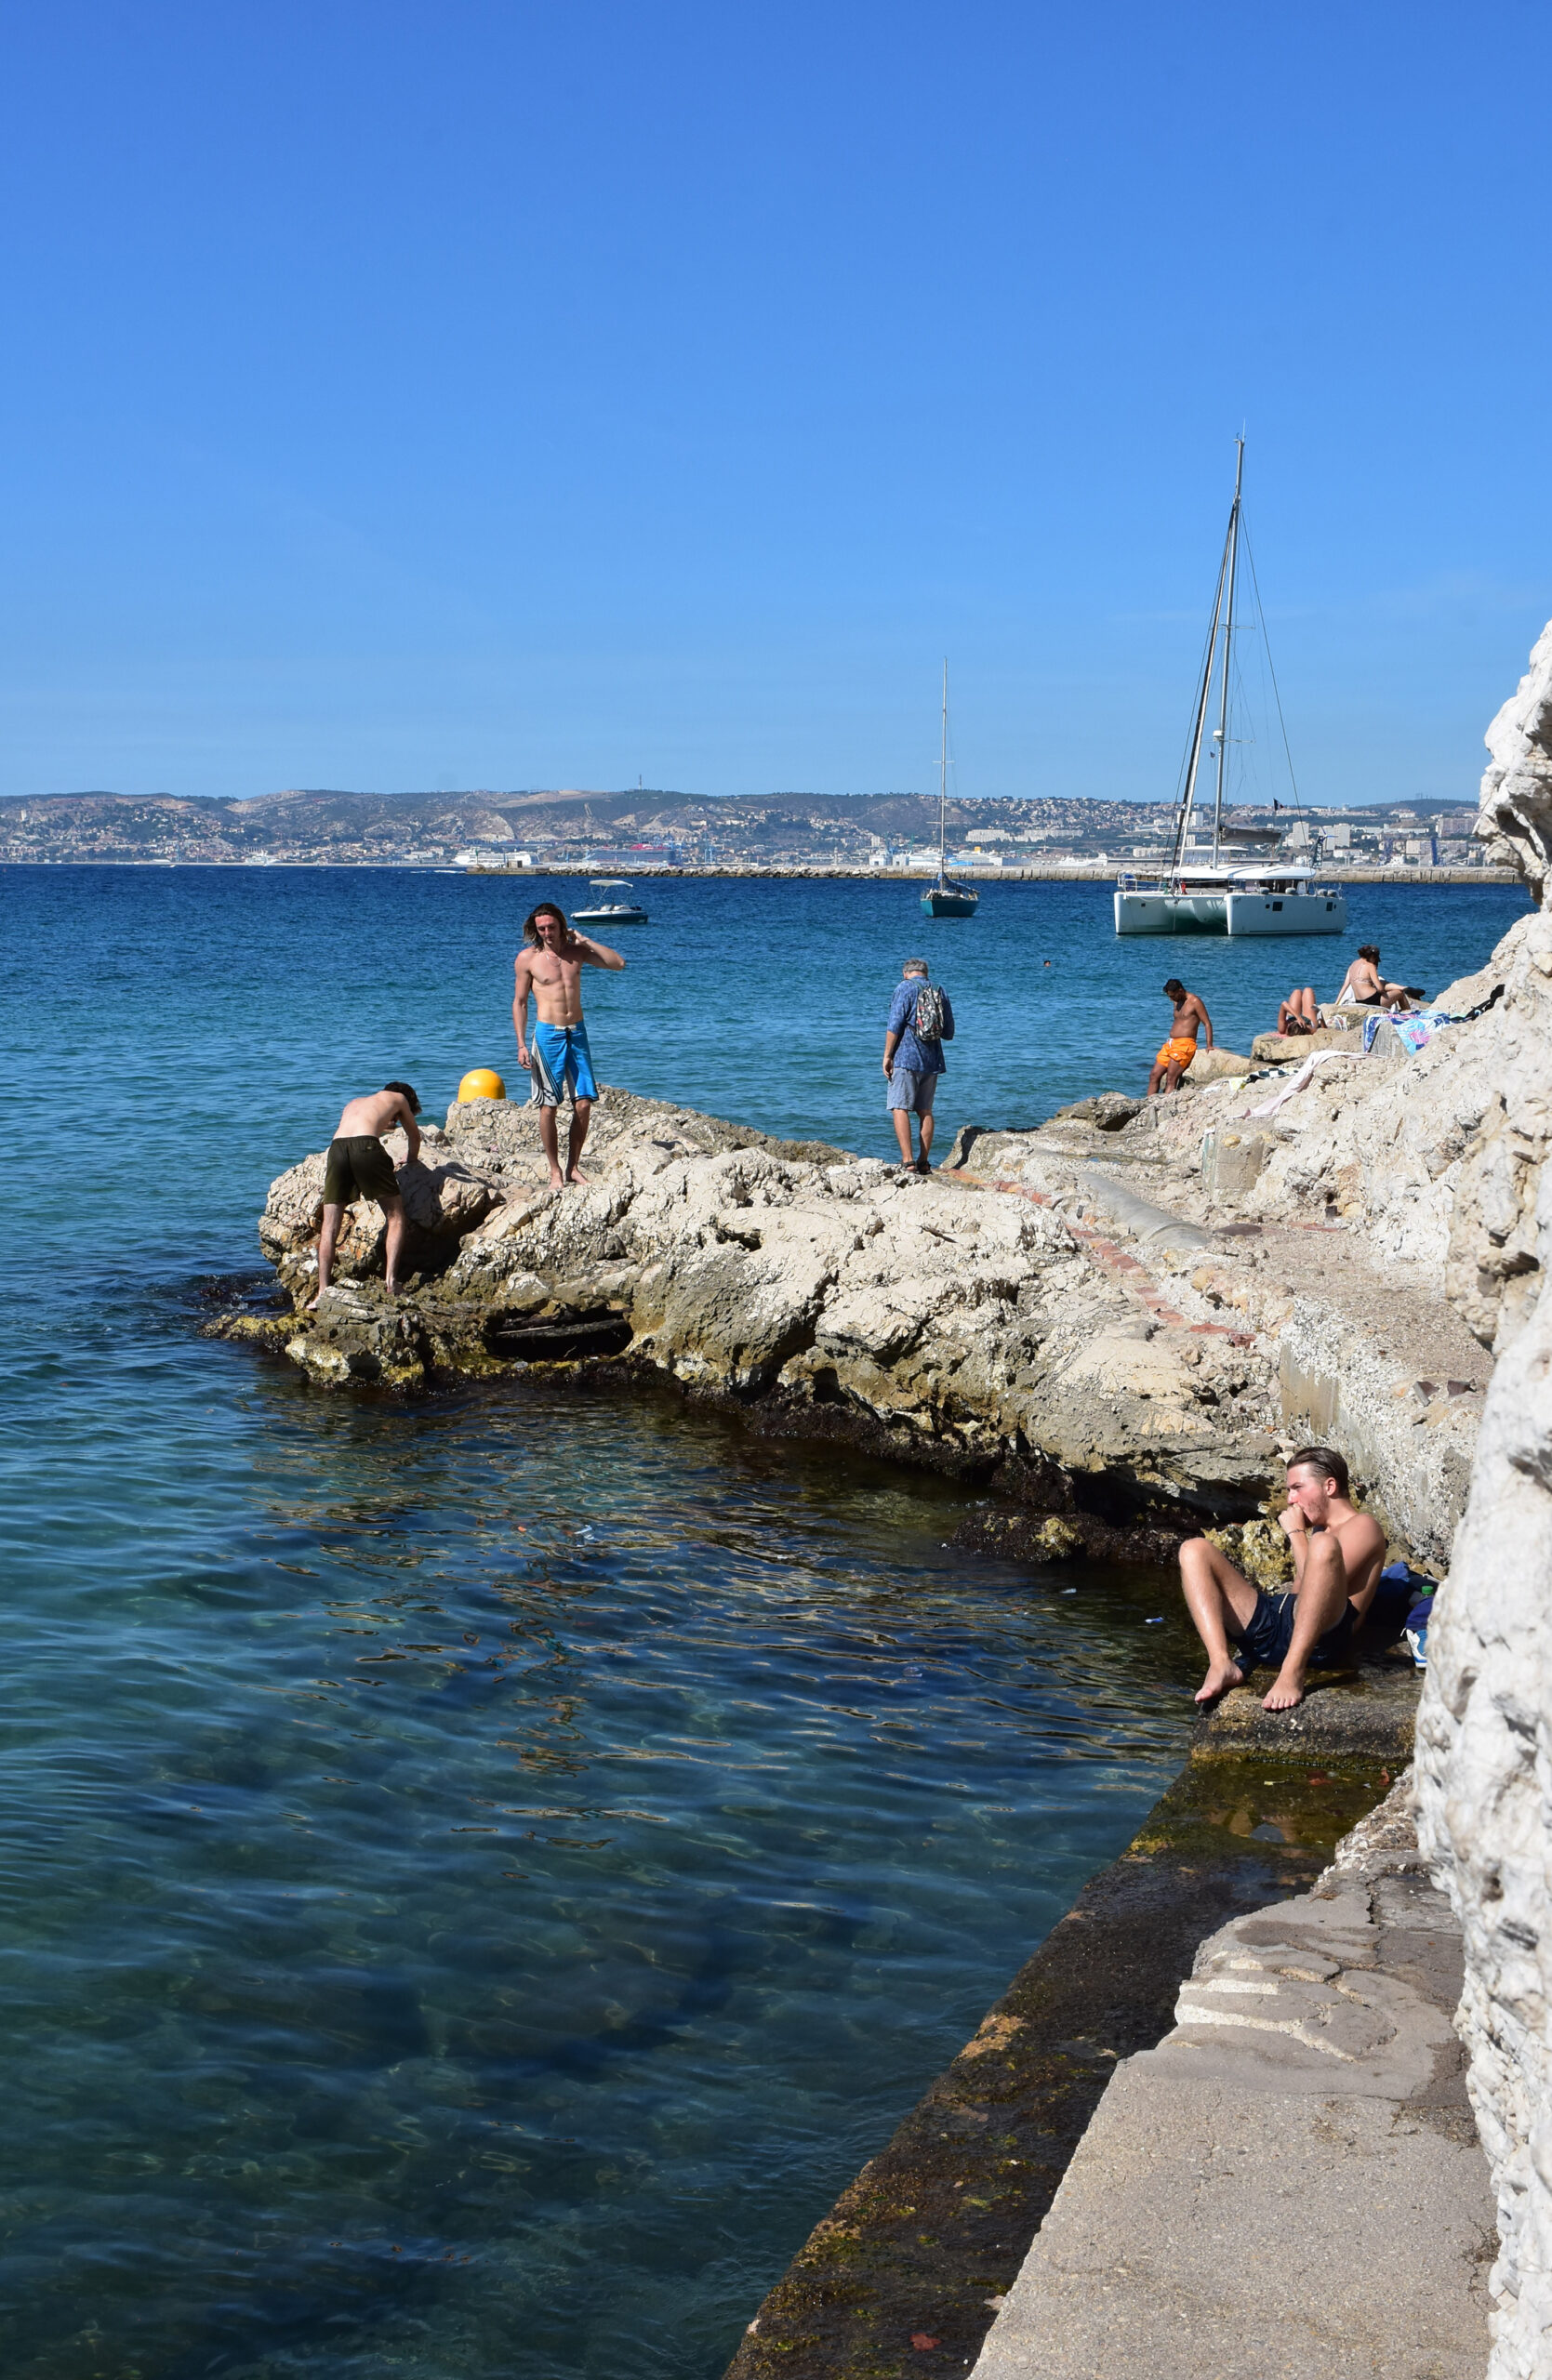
left=971, top=1782, right=1492, bottom=2380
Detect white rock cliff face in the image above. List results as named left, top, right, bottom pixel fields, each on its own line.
left=1417, top=619, right=1552, bottom=2377
left=1476, top=619, right=1552, bottom=903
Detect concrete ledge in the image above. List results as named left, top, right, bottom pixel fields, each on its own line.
left=1195, top=1661, right=1422, bottom=1759
left=971, top=1784, right=1492, bottom=2380
left=723, top=1752, right=1410, bottom=2380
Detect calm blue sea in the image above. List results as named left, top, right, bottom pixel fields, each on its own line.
left=2, top=866, right=1527, bottom=2379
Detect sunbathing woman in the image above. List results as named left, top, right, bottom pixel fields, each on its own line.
left=1276, top=986, right=1319, bottom=1035
left=1336, top=945, right=1414, bottom=1012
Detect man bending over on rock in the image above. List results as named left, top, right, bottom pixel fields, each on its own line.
left=1178, top=1447, right=1386, bottom=1712
left=1148, top=978, right=1213, bottom=1094
left=312, top=1082, right=421, bottom=1306
left=513, top=901, right=626, bottom=1188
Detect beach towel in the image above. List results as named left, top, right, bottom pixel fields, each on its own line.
left=1361, top=983, right=1505, bottom=1058
left=1363, top=1007, right=1446, bottom=1056
left=1246, top=1048, right=1360, bottom=1118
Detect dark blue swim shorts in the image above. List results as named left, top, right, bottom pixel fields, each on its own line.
left=1233, top=1590, right=1355, bottom=1675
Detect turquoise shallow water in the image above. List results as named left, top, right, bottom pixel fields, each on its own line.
left=2, top=866, right=1527, bottom=2378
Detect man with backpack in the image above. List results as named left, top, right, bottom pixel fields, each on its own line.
left=882, top=959, right=955, bottom=1174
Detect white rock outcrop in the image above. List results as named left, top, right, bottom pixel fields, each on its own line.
left=1476, top=619, right=1552, bottom=902
left=1416, top=618, right=1552, bottom=2376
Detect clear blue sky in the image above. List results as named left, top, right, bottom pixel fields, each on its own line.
left=2, top=0, right=1547, bottom=806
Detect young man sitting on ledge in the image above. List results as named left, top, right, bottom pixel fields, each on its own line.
left=1177, top=1447, right=1386, bottom=1712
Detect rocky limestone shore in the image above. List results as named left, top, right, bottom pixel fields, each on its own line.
left=224, top=1084, right=1282, bottom=1559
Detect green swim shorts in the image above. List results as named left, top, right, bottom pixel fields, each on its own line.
left=322, top=1135, right=402, bottom=1210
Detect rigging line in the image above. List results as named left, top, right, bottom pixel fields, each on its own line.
left=1164, top=535, right=1234, bottom=813
left=1172, top=524, right=1235, bottom=870
left=1171, top=576, right=1227, bottom=807
left=1240, top=515, right=1303, bottom=813
left=1227, top=646, right=1259, bottom=749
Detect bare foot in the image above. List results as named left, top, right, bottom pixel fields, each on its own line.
left=1262, top=1669, right=1307, bottom=1712
left=564, top=1165, right=592, bottom=1185
left=1194, top=1658, right=1246, bottom=1705
left=547, top=1169, right=566, bottom=1189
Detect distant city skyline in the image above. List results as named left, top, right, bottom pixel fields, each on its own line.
left=1, top=2, right=1546, bottom=808
left=0, top=783, right=1486, bottom=879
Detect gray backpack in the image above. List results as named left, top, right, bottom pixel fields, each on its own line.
left=912, top=982, right=948, bottom=1043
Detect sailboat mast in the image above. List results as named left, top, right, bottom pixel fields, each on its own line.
left=938, top=659, right=948, bottom=885
left=1210, top=437, right=1245, bottom=866
left=1172, top=534, right=1231, bottom=873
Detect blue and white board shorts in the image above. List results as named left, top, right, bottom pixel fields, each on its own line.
left=528, top=1021, right=599, bottom=1108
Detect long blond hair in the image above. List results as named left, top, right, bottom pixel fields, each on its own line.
left=523, top=901, right=569, bottom=945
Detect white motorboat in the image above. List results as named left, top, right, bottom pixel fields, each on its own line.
left=572, top=878, right=649, bottom=924
left=1114, top=439, right=1346, bottom=938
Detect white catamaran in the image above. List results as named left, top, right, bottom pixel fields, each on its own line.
left=1114, top=440, right=1346, bottom=938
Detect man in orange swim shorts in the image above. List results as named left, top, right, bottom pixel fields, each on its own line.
left=1148, top=976, right=1214, bottom=1093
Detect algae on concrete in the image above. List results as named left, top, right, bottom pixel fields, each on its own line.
left=722, top=1749, right=1403, bottom=2380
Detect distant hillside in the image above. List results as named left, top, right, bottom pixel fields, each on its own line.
left=0, top=786, right=1479, bottom=865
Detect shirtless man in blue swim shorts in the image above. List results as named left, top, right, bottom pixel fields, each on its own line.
left=512, top=901, right=626, bottom=1187
left=1176, top=1446, right=1386, bottom=1712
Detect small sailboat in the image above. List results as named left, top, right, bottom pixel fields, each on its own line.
left=572, top=878, right=649, bottom=924
left=1113, top=439, right=1346, bottom=938
left=920, top=662, right=978, bottom=919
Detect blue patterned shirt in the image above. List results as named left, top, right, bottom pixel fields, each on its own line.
left=886, top=976, right=953, bottom=1075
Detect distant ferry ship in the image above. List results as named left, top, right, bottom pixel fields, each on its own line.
left=1114, top=440, right=1346, bottom=939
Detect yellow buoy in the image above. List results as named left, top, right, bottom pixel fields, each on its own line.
left=457, top=1067, right=507, bottom=1103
